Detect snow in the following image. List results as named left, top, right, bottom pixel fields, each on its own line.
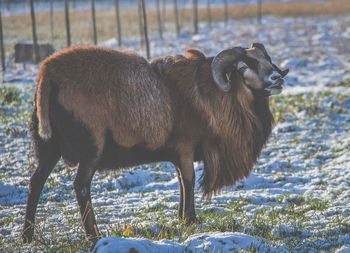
left=336, top=245, right=350, bottom=253
left=1, top=14, right=350, bottom=253
left=91, top=232, right=268, bottom=253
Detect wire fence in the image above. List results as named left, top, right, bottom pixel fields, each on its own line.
left=0, top=0, right=269, bottom=70
left=0, top=0, right=346, bottom=70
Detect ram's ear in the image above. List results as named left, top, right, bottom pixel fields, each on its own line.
left=252, top=43, right=271, bottom=61
left=251, top=43, right=266, bottom=52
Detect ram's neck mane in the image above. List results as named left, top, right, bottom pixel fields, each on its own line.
left=150, top=50, right=274, bottom=197
left=200, top=96, right=273, bottom=197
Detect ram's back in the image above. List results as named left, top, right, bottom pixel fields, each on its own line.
left=39, top=46, right=174, bottom=150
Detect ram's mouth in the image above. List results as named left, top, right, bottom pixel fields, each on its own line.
left=264, top=78, right=284, bottom=95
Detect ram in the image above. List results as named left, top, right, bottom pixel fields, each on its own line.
left=22, top=43, right=288, bottom=243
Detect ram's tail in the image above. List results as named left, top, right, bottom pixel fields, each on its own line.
left=36, top=73, right=52, bottom=141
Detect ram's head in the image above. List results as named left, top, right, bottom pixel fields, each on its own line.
left=211, top=43, right=289, bottom=97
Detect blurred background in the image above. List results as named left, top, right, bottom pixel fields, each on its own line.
left=0, top=0, right=349, bottom=69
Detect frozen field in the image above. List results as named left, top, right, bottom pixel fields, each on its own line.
left=1, top=15, right=350, bottom=252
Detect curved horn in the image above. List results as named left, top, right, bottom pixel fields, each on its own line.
left=211, top=47, right=245, bottom=92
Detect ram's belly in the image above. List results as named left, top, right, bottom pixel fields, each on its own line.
left=96, top=130, right=178, bottom=170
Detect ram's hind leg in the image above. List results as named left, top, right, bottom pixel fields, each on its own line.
left=22, top=137, right=60, bottom=243
left=73, top=160, right=99, bottom=243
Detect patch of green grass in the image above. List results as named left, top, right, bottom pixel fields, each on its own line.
left=270, top=91, right=350, bottom=124
left=337, top=78, right=350, bottom=87
left=0, top=85, right=34, bottom=126
left=0, top=86, right=22, bottom=105
left=0, top=211, right=91, bottom=253
left=3, top=126, right=27, bottom=138
left=0, top=214, right=15, bottom=227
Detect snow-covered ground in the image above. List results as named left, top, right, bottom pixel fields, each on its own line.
left=1, top=15, right=350, bottom=252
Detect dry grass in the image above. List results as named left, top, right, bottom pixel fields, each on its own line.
left=1, top=0, right=350, bottom=54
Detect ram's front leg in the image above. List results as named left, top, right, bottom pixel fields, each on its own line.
left=177, top=147, right=196, bottom=223
left=175, top=166, right=184, bottom=219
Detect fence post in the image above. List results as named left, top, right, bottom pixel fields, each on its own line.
left=0, top=6, right=5, bottom=71
left=156, top=0, right=163, bottom=39
left=64, top=0, right=71, bottom=47
left=138, top=0, right=144, bottom=45
left=114, top=0, right=122, bottom=46
left=174, top=0, right=180, bottom=37
left=257, top=0, right=262, bottom=24
left=91, top=0, right=97, bottom=45
left=5, top=0, right=9, bottom=10
left=162, top=0, right=166, bottom=25
left=207, top=0, right=211, bottom=28
left=224, top=0, right=228, bottom=26
left=50, top=0, right=54, bottom=43
left=192, top=0, right=198, bottom=34
left=138, top=0, right=150, bottom=59
left=179, top=0, right=185, bottom=28
left=29, top=0, right=39, bottom=64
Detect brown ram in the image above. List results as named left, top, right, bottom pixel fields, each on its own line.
left=22, top=43, right=288, bottom=243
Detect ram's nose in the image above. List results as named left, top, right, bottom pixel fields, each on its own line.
left=268, top=72, right=282, bottom=83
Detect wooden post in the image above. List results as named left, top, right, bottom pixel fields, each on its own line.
left=156, top=0, right=163, bottom=39
left=139, top=0, right=150, bottom=59
left=50, top=0, right=54, bottom=43
left=192, top=0, right=198, bottom=34
left=206, top=0, right=211, bottom=28
left=224, top=0, right=228, bottom=26
left=138, top=0, right=144, bottom=45
left=162, top=0, right=166, bottom=25
left=5, top=0, right=9, bottom=10
left=174, top=0, right=180, bottom=37
left=91, top=0, right=97, bottom=45
left=29, top=0, right=39, bottom=64
left=179, top=0, right=185, bottom=28
left=257, top=0, right=262, bottom=24
left=0, top=6, right=5, bottom=71
left=114, top=0, right=122, bottom=46
left=64, top=0, right=71, bottom=47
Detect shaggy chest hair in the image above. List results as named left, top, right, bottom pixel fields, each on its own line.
left=199, top=95, right=274, bottom=196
